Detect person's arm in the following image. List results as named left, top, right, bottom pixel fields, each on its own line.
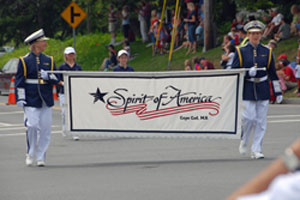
left=15, top=59, right=26, bottom=102
left=231, top=49, right=241, bottom=69
left=227, top=138, right=300, bottom=200
left=284, top=75, right=291, bottom=81
left=188, top=14, right=196, bottom=23
left=191, top=14, right=196, bottom=23
left=222, top=54, right=230, bottom=61
left=275, top=24, right=283, bottom=36
left=184, top=13, right=196, bottom=23
left=284, top=68, right=292, bottom=81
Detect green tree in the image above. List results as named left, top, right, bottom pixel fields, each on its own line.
left=0, top=0, right=73, bottom=46
left=1, top=0, right=298, bottom=47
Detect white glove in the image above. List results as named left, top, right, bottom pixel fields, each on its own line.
left=249, top=67, right=257, bottom=77
left=276, top=95, right=283, bottom=104
left=17, top=100, right=27, bottom=107
left=40, top=69, right=49, bottom=80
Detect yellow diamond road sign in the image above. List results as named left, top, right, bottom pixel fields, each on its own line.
left=61, top=1, right=87, bottom=29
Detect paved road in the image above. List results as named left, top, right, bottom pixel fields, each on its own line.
left=0, top=95, right=299, bottom=200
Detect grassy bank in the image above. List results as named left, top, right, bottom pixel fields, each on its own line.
left=1, top=34, right=298, bottom=71
left=1, top=34, right=299, bottom=98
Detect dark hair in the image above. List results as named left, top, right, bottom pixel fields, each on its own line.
left=199, top=57, right=205, bottom=62
left=108, top=44, right=115, bottom=49
left=282, top=60, right=289, bottom=66
left=239, top=29, right=247, bottom=34
left=225, top=35, right=233, bottom=41
left=227, top=44, right=236, bottom=53
left=193, top=57, right=199, bottom=64
left=248, top=15, right=256, bottom=21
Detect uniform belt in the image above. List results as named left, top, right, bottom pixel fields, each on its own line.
left=25, top=79, right=46, bottom=84
left=247, top=75, right=268, bottom=83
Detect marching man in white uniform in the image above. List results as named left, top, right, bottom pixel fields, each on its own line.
left=232, top=21, right=283, bottom=159
left=15, top=29, right=63, bottom=167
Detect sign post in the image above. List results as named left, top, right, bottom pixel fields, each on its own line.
left=60, top=1, right=87, bottom=49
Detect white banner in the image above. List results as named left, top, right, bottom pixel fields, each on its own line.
left=63, top=70, right=244, bottom=139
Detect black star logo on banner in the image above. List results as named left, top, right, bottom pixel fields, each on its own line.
left=90, top=87, right=108, bottom=103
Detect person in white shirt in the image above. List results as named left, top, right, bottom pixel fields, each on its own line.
left=221, top=43, right=235, bottom=69
left=263, top=8, right=283, bottom=39
left=295, top=60, right=300, bottom=96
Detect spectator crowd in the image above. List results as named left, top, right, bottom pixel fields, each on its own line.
left=183, top=3, right=300, bottom=97
left=103, top=1, right=300, bottom=97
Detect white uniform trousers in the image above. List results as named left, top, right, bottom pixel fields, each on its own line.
left=24, top=103, right=52, bottom=161
left=241, top=100, right=269, bottom=153
left=138, top=15, right=148, bottom=42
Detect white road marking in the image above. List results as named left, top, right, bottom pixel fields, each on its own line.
left=0, top=130, right=62, bottom=137
left=0, top=118, right=299, bottom=138
left=0, top=122, right=22, bottom=126
left=268, top=119, right=300, bottom=123
left=0, top=126, right=25, bottom=131
left=268, top=115, right=300, bottom=118
left=0, top=125, right=61, bottom=131
left=0, top=110, right=299, bottom=138
left=269, top=104, right=300, bottom=108
left=0, top=111, right=23, bottom=115
left=0, top=107, right=60, bottom=114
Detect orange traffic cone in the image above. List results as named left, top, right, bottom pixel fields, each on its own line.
left=53, top=85, right=58, bottom=100
left=7, top=76, right=16, bottom=105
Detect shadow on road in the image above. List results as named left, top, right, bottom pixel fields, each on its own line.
left=46, top=157, right=275, bottom=169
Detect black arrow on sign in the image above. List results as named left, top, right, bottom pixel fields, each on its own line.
left=71, top=6, right=80, bottom=23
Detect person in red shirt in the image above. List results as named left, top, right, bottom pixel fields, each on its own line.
left=199, top=57, right=215, bottom=70
left=281, top=60, right=297, bottom=90
left=277, top=53, right=297, bottom=90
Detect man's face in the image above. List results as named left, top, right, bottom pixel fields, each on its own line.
left=35, top=40, right=47, bottom=52
left=271, top=11, right=277, bottom=17
left=247, top=31, right=262, bottom=45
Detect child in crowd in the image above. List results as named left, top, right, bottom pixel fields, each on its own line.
left=123, top=41, right=131, bottom=57
left=193, top=57, right=201, bottom=70
left=295, top=59, right=300, bottom=96
left=274, top=17, right=291, bottom=42
left=173, top=24, right=191, bottom=53
left=276, top=64, right=287, bottom=93
left=297, top=38, right=300, bottom=60
left=221, top=44, right=235, bottom=69
left=184, top=59, right=192, bottom=71
left=113, top=49, right=134, bottom=72
left=100, top=44, right=117, bottom=71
